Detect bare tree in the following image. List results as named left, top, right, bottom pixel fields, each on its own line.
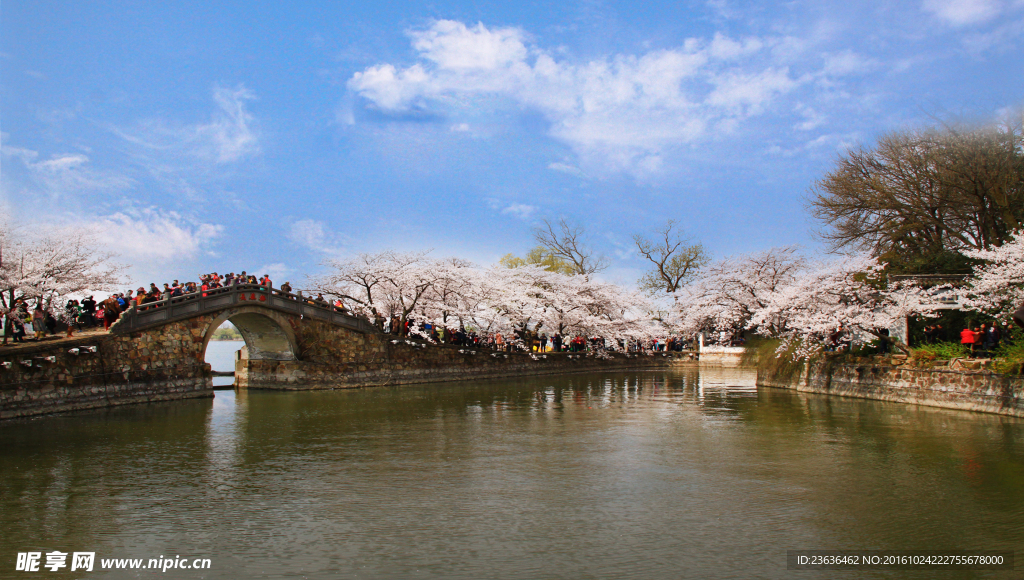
left=532, top=218, right=608, bottom=276
left=633, top=220, right=710, bottom=294
left=808, top=118, right=1024, bottom=273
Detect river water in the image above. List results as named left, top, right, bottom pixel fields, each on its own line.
left=206, top=340, right=242, bottom=387
left=2, top=362, right=1023, bottom=579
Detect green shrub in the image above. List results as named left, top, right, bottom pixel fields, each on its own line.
left=910, top=341, right=969, bottom=361
left=993, top=339, right=1024, bottom=375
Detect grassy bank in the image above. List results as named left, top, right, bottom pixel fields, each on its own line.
left=748, top=335, right=1024, bottom=378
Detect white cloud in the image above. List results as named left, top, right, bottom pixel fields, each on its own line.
left=706, top=67, right=798, bottom=115
left=287, top=219, right=349, bottom=255
left=256, top=262, right=290, bottom=282
left=547, top=162, right=585, bottom=177
left=82, top=209, right=223, bottom=261
left=349, top=64, right=432, bottom=110
left=822, top=50, right=877, bottom=76
left=958, top=13, right=1024, bottom=51
left=500, top=203, right=537, bottom=220
left=411, top=20, right=529, bottom=70
left=923, top=0, right=1004, bottom=25
left=348, top=20, right=805, bottom=176
left=794, top=103, right=826, bottom=131
left=1, top=144, right=39, bottom=164
left=34, top=154, right=89, bottom=172
left=194, top=85, right=260, bottom=163
left=1, top=146, right=135, bottom=195
left=707, top=33, right=764, bottom=60
left=114, top=84, right=260, bottom=165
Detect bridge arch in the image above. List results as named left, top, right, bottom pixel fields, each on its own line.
left=201, top=306, right=300, bottom=361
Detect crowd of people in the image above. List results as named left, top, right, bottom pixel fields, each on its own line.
left=1, top=270, right=295, bottom=345
left=957, top=324, right=1002, bottom=357
left=383, top=317, right=695, bottom=354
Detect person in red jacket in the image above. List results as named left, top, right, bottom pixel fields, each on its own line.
left=961, top=326, right=978, bottom=357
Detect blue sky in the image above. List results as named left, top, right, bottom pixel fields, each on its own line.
left=2, top=0, right=1022, bottom=288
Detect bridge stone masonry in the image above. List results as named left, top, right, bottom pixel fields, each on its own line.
left=1, top=284, right=694, bottom=419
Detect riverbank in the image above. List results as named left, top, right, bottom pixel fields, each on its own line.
left=1, top=331, right=698, bottom=419
left=758, top=358, right=1024, bottom=417
left=237, top=350, right=696, bottom=390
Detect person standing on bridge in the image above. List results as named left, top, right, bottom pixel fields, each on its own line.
left=102, top=297, right=120, bottom=331
left=81, top=296, right=97, bottom=327
left=31, top=304, right=46, bottom=340
left=7, top=309, right=25, bottom=343
left=63, top=300, right=81, bottom=337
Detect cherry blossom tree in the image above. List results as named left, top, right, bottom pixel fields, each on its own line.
left=311, top=250, right=445, bottom=332
left=672, top=246, right=805, bottom=338
left=313, top=250, right=660, bottom=346
left=478, top=262, right=657, bottom=343
left=0, top=224, right=124, bottom=311
left=751, top=254, right=941, bottom=357
left=416, top=257, right=478, bottom=328
left=960, top=229, right=1024, bottom=324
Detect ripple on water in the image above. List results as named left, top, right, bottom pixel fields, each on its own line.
left=2, top=367, right=1023, bottom=579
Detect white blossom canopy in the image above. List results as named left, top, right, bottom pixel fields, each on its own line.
left=0, top=225, right=124, bottom=310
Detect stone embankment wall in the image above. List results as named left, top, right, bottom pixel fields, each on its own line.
left=0, top=318, right=213, bottom=420
left=238, top=345, right=688, bottom=389
left=698, top=346, right=746, bottom=367
left=758, top=360, right=1024, bottom=417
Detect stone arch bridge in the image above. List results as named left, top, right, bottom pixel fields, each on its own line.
left=110, top=284, right=377, bottom=362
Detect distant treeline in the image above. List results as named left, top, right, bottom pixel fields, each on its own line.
left=210, top=326, right=242, bottom=341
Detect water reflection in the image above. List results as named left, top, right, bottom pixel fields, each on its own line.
left=1, top=368, right=1023, bottom=579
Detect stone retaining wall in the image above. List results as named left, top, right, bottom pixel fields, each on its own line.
left=758, top=361, right=1024, bottom=417
left=237, top=346, right=690, bottom=390
left=0, top=324, right=213, bottom=420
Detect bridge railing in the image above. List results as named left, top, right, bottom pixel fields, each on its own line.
left=109, top=284, right=378, bottom=335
